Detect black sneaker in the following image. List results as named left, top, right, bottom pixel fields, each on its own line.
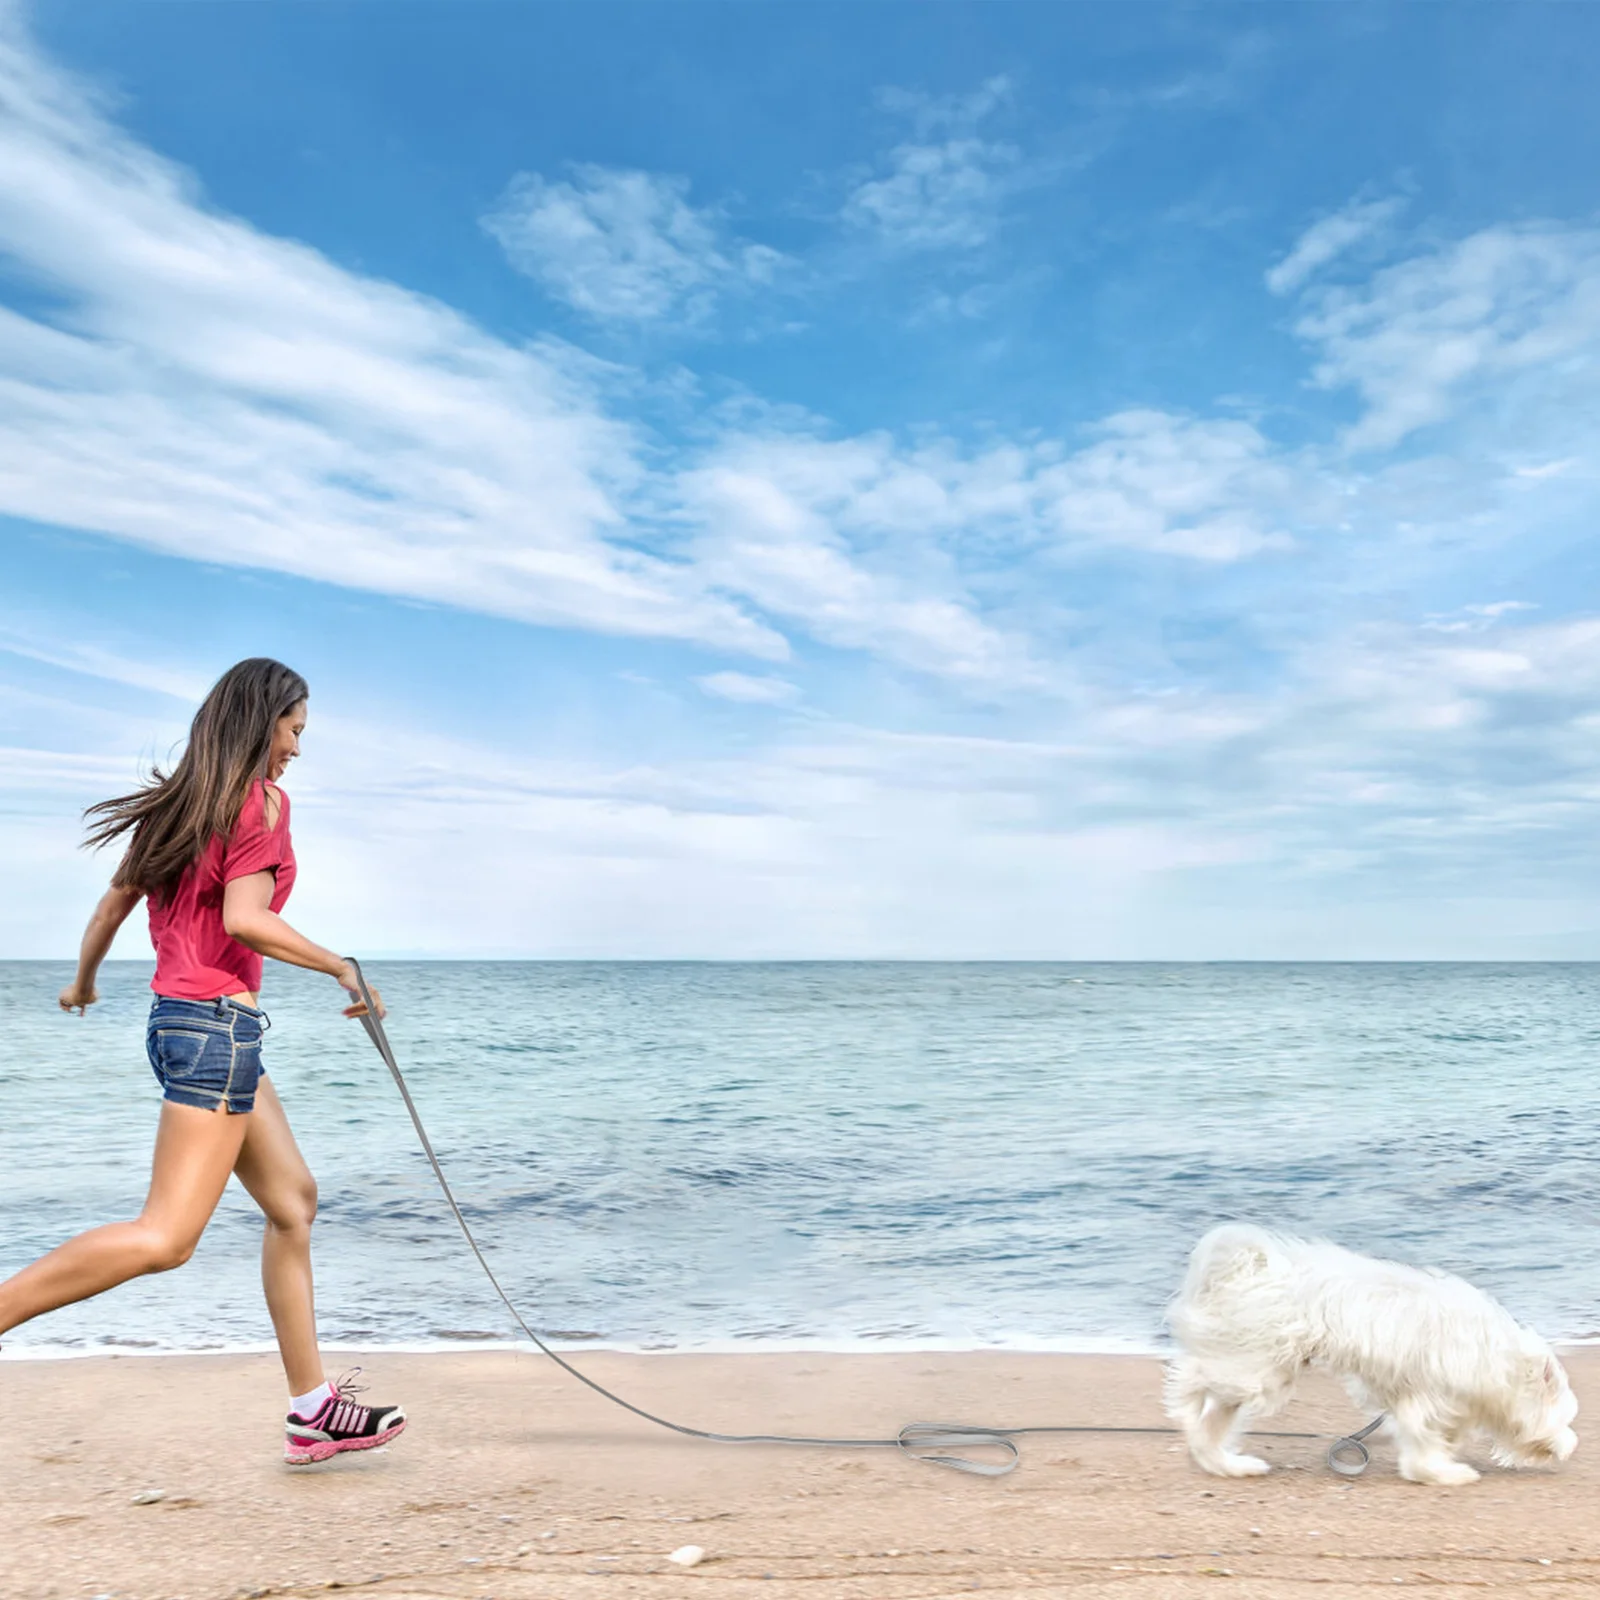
left=284, top=1368, right=407, bottom=1464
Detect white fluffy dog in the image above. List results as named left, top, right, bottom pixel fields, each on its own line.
left=1164, top=1224, right=1578, bottom=1486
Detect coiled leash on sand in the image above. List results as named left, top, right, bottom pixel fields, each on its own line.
left=346, top=959, right=1383, bottom=1478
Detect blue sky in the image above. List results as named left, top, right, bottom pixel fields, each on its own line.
left=3, top=1, right=1598, bottom=959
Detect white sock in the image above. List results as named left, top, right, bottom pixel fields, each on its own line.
left=291, top=1380, right=333, bottom=1419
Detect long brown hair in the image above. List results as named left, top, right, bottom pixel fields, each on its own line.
left=86, top=658, right=309, bottom=896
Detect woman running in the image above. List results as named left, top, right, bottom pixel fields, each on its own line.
left=0, top=657, right=406, bottom=1465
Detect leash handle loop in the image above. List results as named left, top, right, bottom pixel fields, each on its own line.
left=1328, top=1414, right=1384, bottom=1476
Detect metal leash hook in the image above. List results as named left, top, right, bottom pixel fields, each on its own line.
left=343, top=957, right=1381, bottom=1479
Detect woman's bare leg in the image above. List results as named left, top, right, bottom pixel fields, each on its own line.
left=231, top=1076, right=323, bottom=1397
left=0, top=1101, right=249, bottom=1336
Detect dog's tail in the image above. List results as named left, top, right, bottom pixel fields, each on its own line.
left=1181, top=1223, right=1283, bottom=1288
left=1166, top=1223, right=1292, bottom=1347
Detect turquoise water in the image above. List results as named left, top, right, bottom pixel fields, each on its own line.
left=2, top=961, right=1598, bottom=1355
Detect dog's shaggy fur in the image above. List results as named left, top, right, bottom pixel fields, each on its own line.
left=1164, top=1224, right=1578, bottom=1486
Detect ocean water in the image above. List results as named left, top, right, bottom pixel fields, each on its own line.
left=2, top=961, right=1599, bottom=1358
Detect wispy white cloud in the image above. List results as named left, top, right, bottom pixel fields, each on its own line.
left=1293, top=222, right=1600, bottom=451
left=696, top=671, right=802, bottom=706
left=1076, top=33, right=1272, bottom=116
left=483, top=165, right=786, bottom=323
left=1512, top=458, right=1579, bottom=480
left=0, top=744, right=141, bottom=794
left=909, top=283, right=1005, bottom=324
left=0, top=629, right=209, bottom=701
left=1275, top=614, right=1600, bottom=865
left=842, top=75, right=1021, bottom=252
left=875, top=76, right=1015, bottom=138
left=1266, top=195, right=1405, bottom=296
left=682, top=435, right=1035, bottom=686
left=1421, top=601, right=1538, bottom=634
left=1035, top=410, right=1307, bottom=562
left=841, top=138, right=1019, bottom=252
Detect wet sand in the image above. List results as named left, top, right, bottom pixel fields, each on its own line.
left=3, top=1347, right=1597, bottom=1598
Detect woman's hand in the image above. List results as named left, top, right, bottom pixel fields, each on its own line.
left=59, top=981, right=99, bottom=1015
left=336, top=960, right=386, bottom=1021
left=61, top=883, right=141, bottom=1016
left=221, top=873, right=386, bottom=1019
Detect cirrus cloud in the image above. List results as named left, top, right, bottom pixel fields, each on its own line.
left=1295, top=222, right=1600, bottom=452
left=483, top=164, right=787, bottom=323
left=1266, top=195, right=1405, bottom=296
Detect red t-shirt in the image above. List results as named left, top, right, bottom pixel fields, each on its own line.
left=148, top=780, right=297, bottom=999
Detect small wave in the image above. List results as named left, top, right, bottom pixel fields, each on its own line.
left=0, top=1331, right=1171, bottom=1361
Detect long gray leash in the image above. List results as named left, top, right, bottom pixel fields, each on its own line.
left=345, top=959, right=1383, bottom=1478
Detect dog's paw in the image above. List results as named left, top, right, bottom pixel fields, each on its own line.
left=1216, top=1452, right=1271, bottom=1477
left=1406, top=1459, right=1480, bottom=1487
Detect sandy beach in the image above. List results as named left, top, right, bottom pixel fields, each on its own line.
left=3, top=1347, right=1598, bottom=1599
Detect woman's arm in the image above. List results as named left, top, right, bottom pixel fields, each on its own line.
left=59, top=884, right=144, bottom=1014
left=222, top=870, right=385, bottom=1017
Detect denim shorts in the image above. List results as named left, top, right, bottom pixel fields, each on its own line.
left=146, top=996, right=269, bottom=1115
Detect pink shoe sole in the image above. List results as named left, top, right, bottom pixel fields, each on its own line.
left=284, top=1417, right=406, bottom=1466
